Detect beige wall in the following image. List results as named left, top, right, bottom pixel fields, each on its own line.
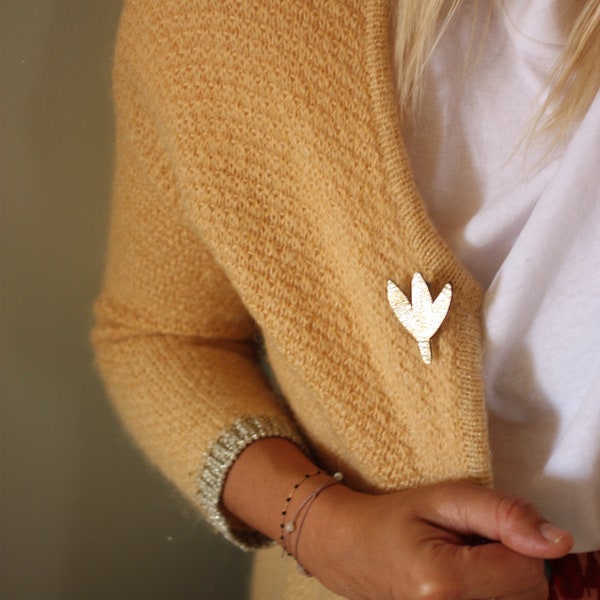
left=1, top=2, right=250, bottom=598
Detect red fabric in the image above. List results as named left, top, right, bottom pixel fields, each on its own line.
left=550, top=552, right=600, bottom=600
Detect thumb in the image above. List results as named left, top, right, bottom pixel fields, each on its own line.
left=491, top=493, right=573, bottom=558
left=428, top=482, right=574, bottom=559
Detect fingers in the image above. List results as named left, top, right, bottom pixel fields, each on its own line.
left=393, top=536, right=547, bottom=600
left=451, top=541, right=548, bottom=599
left=496, top=577, right=549, bottom=600
left=422, top=482, right=573, bottom=559
left=500, top=578, right=550, bottom=600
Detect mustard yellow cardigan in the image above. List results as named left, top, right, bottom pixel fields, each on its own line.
left=93, top=1, right=492, bottom=597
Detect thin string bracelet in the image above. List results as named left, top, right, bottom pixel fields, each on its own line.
left=279, top=470, right=322, bottom=555
left=285, top=472, right=344, bottom=576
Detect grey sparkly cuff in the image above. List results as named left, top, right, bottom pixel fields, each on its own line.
left=196, top=415, right=308, bottom=550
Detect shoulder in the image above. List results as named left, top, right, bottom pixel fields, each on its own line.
left=114, top=1, right=364, bottom=81
left=113, top=0, right=366, bottom=132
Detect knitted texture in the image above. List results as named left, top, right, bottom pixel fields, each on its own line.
left=92, top=1, right=492, bottom=596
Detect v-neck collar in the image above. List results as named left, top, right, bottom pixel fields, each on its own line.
left=363, top=0, right=482, bottom=308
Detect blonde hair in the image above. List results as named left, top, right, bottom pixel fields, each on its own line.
left=394, top=0, right=600, bottom=139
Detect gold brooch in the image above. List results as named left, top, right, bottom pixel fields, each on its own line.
left=387, top=273, right=452, bottom=365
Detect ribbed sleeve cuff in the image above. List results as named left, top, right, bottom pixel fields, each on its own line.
left=196, top=415, right=308, bottom=550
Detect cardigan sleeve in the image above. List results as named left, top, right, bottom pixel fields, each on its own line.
left=91, top=6, right=307, bottom=550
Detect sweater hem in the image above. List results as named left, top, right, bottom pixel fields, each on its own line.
left=196, top=414, right=307, bottom=550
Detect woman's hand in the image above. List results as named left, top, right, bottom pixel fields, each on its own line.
left=299, top=480, right=573, bottom=600
left=223, top=438, right=573, bottom=600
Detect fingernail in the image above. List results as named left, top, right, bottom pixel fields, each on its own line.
left=540, top=522, right=569, bottom=544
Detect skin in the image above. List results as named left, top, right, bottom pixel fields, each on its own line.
left=223, top=438, right=574, bottom=600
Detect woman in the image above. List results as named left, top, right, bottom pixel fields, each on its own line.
left=93, top=1, right=600, bottom=598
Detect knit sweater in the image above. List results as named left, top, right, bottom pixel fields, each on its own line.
left=92, top=1, right=492, bottom=598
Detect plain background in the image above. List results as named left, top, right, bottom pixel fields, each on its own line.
left=1, top=2, right=251, bottom=598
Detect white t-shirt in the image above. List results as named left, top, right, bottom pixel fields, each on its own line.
left=400, top=0, right=600, bottom=551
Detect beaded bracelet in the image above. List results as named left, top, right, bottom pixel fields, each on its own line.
left=279, top=470, right=322, bottom=554
left=280, top=471, right=344, bottom=576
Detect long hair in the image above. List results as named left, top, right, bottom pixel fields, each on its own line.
left=394, top=0, right=600, bottom=139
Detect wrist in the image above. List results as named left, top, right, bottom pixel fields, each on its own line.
left=279, top=471, right=345, bottom=571
left=292, top=479, right=363, bottom=576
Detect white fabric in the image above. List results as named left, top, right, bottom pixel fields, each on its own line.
left=401, top=0, right=600, bottom=551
